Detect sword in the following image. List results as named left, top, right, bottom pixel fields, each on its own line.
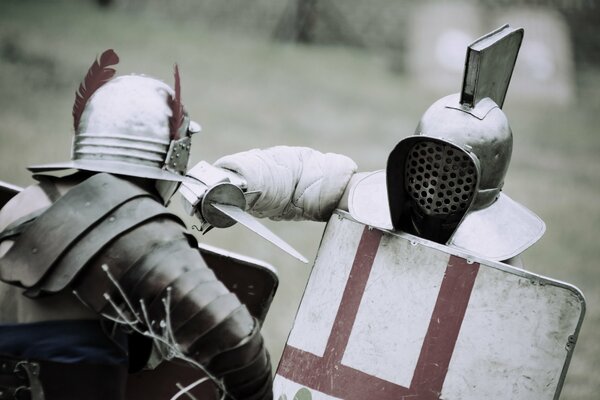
left=179, top=161, right=308, bottom=263
left=212, top=203, right=308, bottom=263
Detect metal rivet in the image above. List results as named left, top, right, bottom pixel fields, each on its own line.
left=108, top=216, right=115, bottom=222
left=32, top=248, right=38, bottom=254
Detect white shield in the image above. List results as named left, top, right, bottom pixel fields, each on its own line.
left=274, top=211, right=584, bottom=400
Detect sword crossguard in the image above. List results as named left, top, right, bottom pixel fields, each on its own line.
left=201, top=183, right=246, bottom=228
left=180, top=160, right=249, bottom=228
left=179, top=161, right=307, bottom=262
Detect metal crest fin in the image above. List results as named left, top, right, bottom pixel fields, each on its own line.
left=460, top=24, right=524, bottom=109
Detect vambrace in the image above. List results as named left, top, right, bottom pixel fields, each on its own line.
left=73, top=220, right=273, bottom=400
left=213, top=146, right=357, bottom=221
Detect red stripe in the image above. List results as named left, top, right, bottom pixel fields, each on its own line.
left=325, top=227, right=383, bottom=365
left=410, top=255, right=480, bottom=398
left=277, top=227, right=480, bottom=400
left=280, top=345, right=412, bottom=399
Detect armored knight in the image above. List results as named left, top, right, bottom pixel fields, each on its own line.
left=0, top=50, right=274, bottom=400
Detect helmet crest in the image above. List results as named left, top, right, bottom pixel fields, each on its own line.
left=168, top=64, right=184, bottom=140
left=72, top=49, right=120, bottom=133
left=31, top=50, right=200, bottom=203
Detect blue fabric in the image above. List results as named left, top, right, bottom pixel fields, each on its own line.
left=0, top=319, right=128, bottom=365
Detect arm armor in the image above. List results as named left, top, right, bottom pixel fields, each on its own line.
left=214, top=146, right=357, bottom=221
left=75, top=216, right=273, bottom=400
left=0, top=173, right=272, bottom=400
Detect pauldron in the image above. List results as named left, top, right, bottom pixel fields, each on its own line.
left=0, top=173, right=174, bottom=296
left=0, top=173, right=272, bottom=400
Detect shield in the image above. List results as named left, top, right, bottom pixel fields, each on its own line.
left=274, top=211, right=584, bottom=400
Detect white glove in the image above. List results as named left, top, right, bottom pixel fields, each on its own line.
left=214, top=146, right=357, bottom=221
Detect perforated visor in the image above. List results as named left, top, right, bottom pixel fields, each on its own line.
left=405, top=141, right=477, bottom=216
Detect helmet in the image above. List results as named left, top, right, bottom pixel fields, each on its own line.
left=29, top=49, right=200, bottom=203
left=386, top=94, right=512, bottom=243
left=348, top=25, right=545, bottom=261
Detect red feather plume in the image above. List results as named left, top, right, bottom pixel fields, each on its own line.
left=168, top=64, right=184, bottom=140
left=72, top=49, right=120, bottom=132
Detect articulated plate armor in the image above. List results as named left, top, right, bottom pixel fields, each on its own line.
left=349, top=25, right=545, bottom=261
left=0, top=173, right=272, bottom=400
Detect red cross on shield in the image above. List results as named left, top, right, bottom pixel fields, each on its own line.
left=273, top=212, right=584, bottom=400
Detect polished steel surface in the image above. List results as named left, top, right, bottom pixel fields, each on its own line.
left=30, top=75, right=197, bottom=185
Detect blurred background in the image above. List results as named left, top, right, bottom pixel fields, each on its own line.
left=0, top=0, right=598, bottom=398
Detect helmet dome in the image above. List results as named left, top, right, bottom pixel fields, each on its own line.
left=29, top=51, right=199, bottom=184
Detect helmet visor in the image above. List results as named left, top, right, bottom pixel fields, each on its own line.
left=404, top=141, right=477, bottom=242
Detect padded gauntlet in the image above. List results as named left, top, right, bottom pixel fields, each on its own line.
left=214, top=146, right=357, bottom=222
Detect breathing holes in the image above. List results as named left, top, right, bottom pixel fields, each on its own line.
left=404, top=141, right=477, bottom=215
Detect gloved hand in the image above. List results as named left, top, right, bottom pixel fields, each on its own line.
left=214, top=146, right=357, bottom=222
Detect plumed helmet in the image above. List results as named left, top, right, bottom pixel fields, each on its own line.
left=349, top=25, right=545, bottom=261
left=29, top=49, right=200, bottom=186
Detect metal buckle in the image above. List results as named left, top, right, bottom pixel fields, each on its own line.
left=13, top=362, right=44, bottom=400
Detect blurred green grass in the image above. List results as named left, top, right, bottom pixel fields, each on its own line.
left=0, top=1, right=598, bottom=398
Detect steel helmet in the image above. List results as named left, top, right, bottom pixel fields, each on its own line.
left=29, top=49, right=200, bottom=202
left=349, top=25, right=545, bottom=261
left=386, top=94, right=512, bottom=243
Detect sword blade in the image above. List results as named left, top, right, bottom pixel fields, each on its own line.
left=211, top=203, right=308, bottom=263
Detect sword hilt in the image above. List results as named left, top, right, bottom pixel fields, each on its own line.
left=180, top=161, right=251, bottom=229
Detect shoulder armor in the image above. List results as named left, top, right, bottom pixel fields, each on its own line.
left=0, top=173, right=180, bottom=296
